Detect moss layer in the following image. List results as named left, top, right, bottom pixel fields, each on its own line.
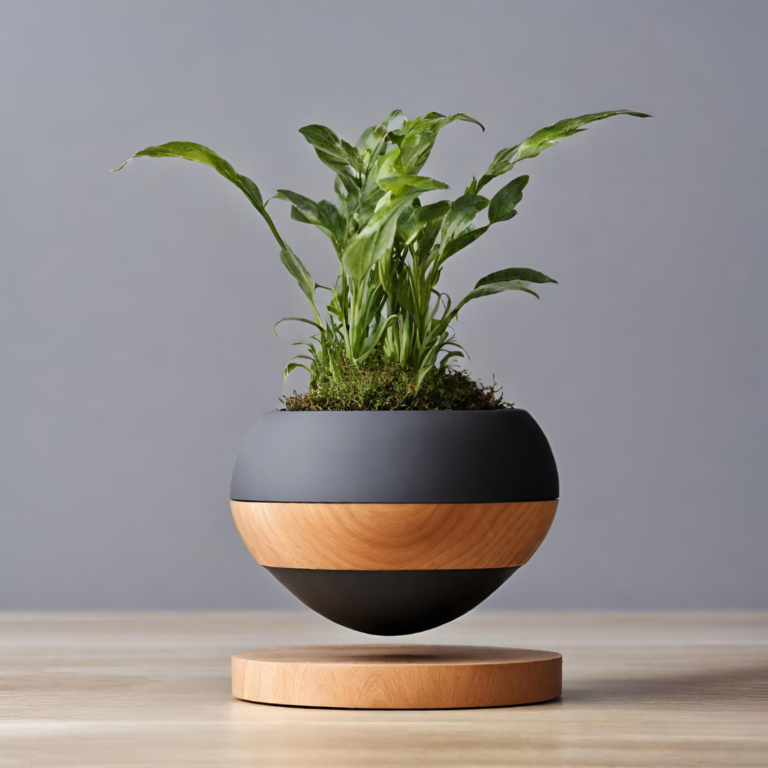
left=282, top=361, right=509, bottom=411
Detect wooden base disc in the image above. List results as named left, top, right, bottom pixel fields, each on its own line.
left=232, top=645, right=562, bottom=709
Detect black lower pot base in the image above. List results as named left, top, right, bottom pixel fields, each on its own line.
left=266, top=567, right=519, bottom=635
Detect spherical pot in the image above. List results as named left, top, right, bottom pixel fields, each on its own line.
left=230, top=409, right=559, bottom=635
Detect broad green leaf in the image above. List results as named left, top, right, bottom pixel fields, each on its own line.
left=356, top=109, right=405, bottom=152
left=475, top=268, right=557, bottom=289
left=314, top=149, right=348, bottom=173
left=335, top=170, right=360, bottom=214
left=372, top=147, right=400, bottom=181
left=414, top=200, right=451, bottom=225
left=113, top=140, right=237, bottom=180
left=341, top=141, right=363, bottom=173
left=418, top=111, right=485, bottom=131
left=357, top=183, right=388, bottom=222
left=396, top=199, right=446, bottom=246
left=276, top=189, right=320, bottom=221
left=517, top=109, right=651, bottom=160
left=277, top=190, right=345, bottom=248
left=415, top=218, right=441, bottom=262
left=280, top=246, right=316, bottom=305
left=299, top=124, right=361, bottom=173
left=333, top=186, right=347, bottom=219
left=395, top=203, right=420, bottom=244
left=390, top=112, right=485, bottom=174
left=356, top=125, right=379, bottom=153
left=377, top=174, right=449, bottom=196
left=299, top=124, right=343, bottom=155
left=440, top=194, right=490, bottom=249
left=441, top=224, right=490, bottom=260
left=384, top=109, right=406, bottom=128
left=237, top=175, right=264, bottom=209
left=455, top=280, right=541, bottom=314
left=112, top=141, right=264, bottom=209
left=336, top=170, right=360, bottom=197
left=342, top=193, right=419, bottom=279
left=290, top=206, right=312, bottom=224
left=488, top=175, right=529, bottom=223
left=476, top=145, right=519, bottom=192
left=111, top=141, right=288, bottom=249
left=316, top=200, right=346, bottom=245
left=451, top=113, right=485, bottom=131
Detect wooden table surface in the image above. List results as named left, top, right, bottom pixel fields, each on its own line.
left=1, top=611, right=766, bottom=767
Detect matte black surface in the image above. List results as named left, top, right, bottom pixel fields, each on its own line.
left=266, top=567, right=520, bottom=635
left=231, top=410, right=558, bottom=503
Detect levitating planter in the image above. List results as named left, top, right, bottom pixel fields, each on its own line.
left=229, top=409, right=562, bottom=708
left=114, top=105, right=648, bottom=709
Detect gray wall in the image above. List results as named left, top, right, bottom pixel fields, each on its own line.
left=2, top=0, right=766, bottom=611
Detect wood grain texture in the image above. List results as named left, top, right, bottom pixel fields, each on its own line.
left=231, top=500, right=558, bottom=570
left=232, top=644, right=562, bottom=708
left=2, top=613, right=767, bottom=767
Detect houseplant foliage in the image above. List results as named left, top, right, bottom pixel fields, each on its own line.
left=114, top=108, right=649, bottom=408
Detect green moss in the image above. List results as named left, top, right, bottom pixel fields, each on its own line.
left=282, top=360, right=509, bottom=411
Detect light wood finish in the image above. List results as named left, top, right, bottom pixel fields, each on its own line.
left=231, top=500, right=558, bottom=570
left=232, top=644, right=562, bottom=708
left=2, top=612, right=767, bottom=767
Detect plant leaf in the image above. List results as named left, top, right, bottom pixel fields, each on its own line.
left=299, top=124, right=360, bottom=173
left=111, top=141, right=291, bottom=252
left=476, top=145, right=520, bottom=192
left=517, top=109, right=651, bottom=160
left=356, top=315, right=398, bottom=362
left=237, top=175, right=264, bottom=209
left=274, top=317, right=323, bottom=335
left=314, top=149, right=348, bottom=173
left=342, top=193, right=419, bottom=280
left=280, top=246, right=316, bottom=305
left=455, top=280, right=541, bottom=314
left=475, top=268, right=557, bottom=289
left=415, top=218, right=441, bottom=262
left=377, top=174, right=449, bottom=196
left=488, top=175, right=529, bottom=223
left=284, top=361, right=312, bottom=381
left=276, top=189, right=319, bottom=220
left=390, top=112, right=485, bottom=174
left=336, top=170, right=360, bottom=197
left=415, top=200, right=451, bottom=225
left=356, top=109, right=405, bottom=152
left=440, top=194, right=490, bottom=250
left=317, top=199, right=346, bottom=245
left=277, top=190, right=345, bottom=248
left=290, top=206, right=312, bottom=224
left=440, top=224, right=490, bottom=260
left=112, top=140, right=267, bottom=210
left=395, top=203, right=420, bottom=244
left=341, top=140, right=363, bottom=174
left=299, top=124, right=343, bottom=154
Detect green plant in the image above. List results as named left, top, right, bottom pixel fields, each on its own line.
left=114, top=108, right=649, bottom=401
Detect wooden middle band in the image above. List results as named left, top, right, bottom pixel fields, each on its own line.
left=231, top=500, right=558, bottom=571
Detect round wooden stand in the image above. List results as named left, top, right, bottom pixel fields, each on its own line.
left=232, top=645, right=562, bottom=709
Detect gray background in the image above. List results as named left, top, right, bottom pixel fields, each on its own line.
left=2, top=0, right=766, bottom=611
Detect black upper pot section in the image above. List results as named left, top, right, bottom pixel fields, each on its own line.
left=231, top=409, right=558, bottom=503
